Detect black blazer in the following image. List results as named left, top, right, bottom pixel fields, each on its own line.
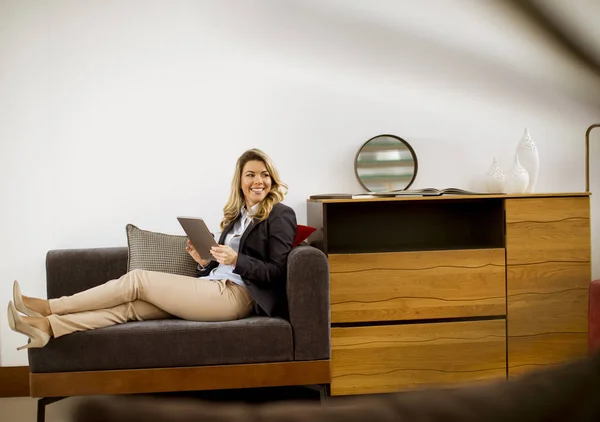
left=197, top=202, right=297, bottom=317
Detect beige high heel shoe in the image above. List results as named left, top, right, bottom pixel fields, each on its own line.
left=7, top=301, right=51, bottom=350
left=13, top=280, right=43, bottom=317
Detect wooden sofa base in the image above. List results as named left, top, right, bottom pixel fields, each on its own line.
left=30, top=360, right=331, bottom=398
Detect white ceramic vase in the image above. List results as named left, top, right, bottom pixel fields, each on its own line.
left=505, top=154, right=529, bottom=193
left=516, top=127, right=539, bottom=192
left=484, top=156, right=505, bottom=193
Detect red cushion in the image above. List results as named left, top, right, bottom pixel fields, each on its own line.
left=293, top=225, right=316, bottom=247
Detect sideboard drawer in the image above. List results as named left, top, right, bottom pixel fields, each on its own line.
left=331, top=319, right=507, bottom=395
left=505, top=197, right=590, bottom=265
left=329, top=249, right=506, bottom=323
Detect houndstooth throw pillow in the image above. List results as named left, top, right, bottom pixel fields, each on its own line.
left=126, top=224, right=198, bottom=277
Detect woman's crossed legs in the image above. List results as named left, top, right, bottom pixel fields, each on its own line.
left=24, top=270, right=253, bottom=338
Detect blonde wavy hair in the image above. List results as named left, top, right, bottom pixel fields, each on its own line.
left=220, top=149, right=288, bottom=230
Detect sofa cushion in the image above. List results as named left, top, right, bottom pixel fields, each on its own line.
left=126, top=224, right=198, bottom=277
left=28, top=317, right=293, bottom=373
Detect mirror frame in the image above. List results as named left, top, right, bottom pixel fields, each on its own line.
left=354, top=134, right=419, bottom=192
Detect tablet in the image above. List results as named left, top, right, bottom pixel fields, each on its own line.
left=177, top=217, right=218, bottom=261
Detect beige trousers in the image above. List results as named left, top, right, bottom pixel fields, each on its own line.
left=46, top=269, right=254, bottom=338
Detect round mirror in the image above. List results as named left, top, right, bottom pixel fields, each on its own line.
left=354, top=134, right=418, bottom=192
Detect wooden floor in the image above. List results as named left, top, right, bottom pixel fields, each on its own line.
left=0, top=397, right=84, bottom=422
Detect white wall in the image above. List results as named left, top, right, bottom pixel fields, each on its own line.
left=1, top=0, right=599, bottom=366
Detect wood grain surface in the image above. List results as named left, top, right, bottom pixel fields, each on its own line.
left=329, top=249, right=506, bottom=323
left=505, top=197, right=590, bottom=376
left=331, top=320, right=506, bottom=395
left=29, top=360, right=331, bottom=398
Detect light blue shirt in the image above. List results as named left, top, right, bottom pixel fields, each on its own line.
left=199, top=204, right=257, bottom=288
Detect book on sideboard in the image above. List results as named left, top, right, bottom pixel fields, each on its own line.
left=309, top=188, right=505, bottom=200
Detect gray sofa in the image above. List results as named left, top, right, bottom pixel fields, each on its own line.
left=27, top=245, right=331, bottom=422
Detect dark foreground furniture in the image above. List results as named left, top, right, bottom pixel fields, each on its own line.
left=27, top=245, right=331, bottom=422
left=74, top=350, right=600, bottom=422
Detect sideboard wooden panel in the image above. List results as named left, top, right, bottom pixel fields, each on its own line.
left=307, top=193, right=591, bottom=395
left=506, top=333, right=588, bottom=377
left=329, top=249, right=506, bottom=323
left=505, top=197, right=590, bottom=265
left=331, top=319, right=506, bottom=395
left=505, top=197, right=590, bottom=376
left=508, top=262, right=590, bottom=335
left=505, top=197, right=590, bottom=222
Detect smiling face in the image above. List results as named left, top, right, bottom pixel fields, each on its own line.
left=241, top=160, right=272, bottom=209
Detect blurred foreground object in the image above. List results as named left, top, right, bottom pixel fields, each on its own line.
left=510, top=0, right=600, bottom=77
left=74, top=351, right=600, bottom=422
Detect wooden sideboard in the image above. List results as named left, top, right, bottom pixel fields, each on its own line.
left=307, top=193, right=591, bottom=396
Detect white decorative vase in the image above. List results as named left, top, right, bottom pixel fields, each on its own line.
left=516, top=127, right=539, bottom=192
left=505, top=154, right=530, bottom=193
left=484, top=156, right=506, bottom=193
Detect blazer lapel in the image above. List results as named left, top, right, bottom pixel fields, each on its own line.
left=239, top=217, right=258, bottom=250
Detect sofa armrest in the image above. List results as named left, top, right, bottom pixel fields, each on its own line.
left=286, top=245, right=330, bottom=361
left=590, top=279, right=600, bottom=352
left=46, top=247, right=128, bottom=299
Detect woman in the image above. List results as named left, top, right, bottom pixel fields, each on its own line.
left=7, top=148, right=297, bottom=350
